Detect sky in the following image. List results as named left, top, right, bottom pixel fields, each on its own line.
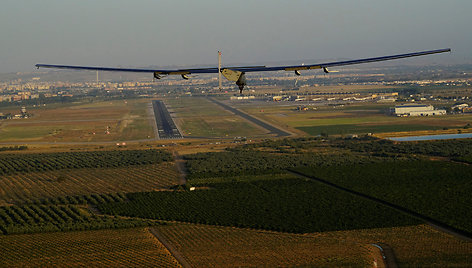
left=1, top=0, right=471, bottom=73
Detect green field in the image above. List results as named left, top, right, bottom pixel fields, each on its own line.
left=0, top=99, right=154, bottom=142
left=237, top=102, right=472, bottom=136
left=165, top=97, right=269, bottom=137
left=297, top=123, right=445, bottom=135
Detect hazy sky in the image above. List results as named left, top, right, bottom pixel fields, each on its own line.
left=1, top=0, right=471, bottom=73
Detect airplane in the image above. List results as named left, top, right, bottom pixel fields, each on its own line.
left=36, top=48, right=451, bottom=94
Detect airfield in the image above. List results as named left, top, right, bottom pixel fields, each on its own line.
left=1, top=83, right=472, bottom=267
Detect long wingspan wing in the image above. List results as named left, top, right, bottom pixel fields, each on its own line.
left=36, top=48, right=451, bottom=93
left=228, top=48, right=451, bottom=73
left=35, top=48, right=451, bottom=74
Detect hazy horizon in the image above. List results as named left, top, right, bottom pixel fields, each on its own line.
left=1, top=0, right=471, bottom=73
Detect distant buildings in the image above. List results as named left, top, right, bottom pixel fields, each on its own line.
left=391, top=104, right=446, bottom=117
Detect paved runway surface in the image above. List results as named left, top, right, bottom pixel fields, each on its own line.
left=152, top=100, right=182, bottom=139
left=208, top=98, right=292, bottom=137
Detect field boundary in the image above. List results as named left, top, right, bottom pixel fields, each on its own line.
left=288, top=169, right=472, bottom=242
left=149, top=227, right=191, bottom=268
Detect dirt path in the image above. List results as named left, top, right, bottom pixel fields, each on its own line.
left=372, top=243, right=397, bottom=268
left=149, top=227, right=191, bottom=268
left=172, top=151, right=187, bottom=185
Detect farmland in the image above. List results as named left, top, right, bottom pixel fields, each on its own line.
left=98, top=176, right=418, bottom=233
left=0, top=162, right=179, bottom=205
left=154, top=223, right=472, bottom=267
left=0, top=202, right=154, bottom=235
left=0, top=228, right=181, bottom=267
left=294, top=160, right=472, bottom=233
left=2, top=95, right=472, bottom=265
left=0, top=149, right=172, bottom=176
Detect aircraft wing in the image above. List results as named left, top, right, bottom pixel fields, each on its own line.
left=35, top=48, right=451, bottom=93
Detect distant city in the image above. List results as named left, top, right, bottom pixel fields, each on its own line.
left=1, top=64, right=471, bottom=104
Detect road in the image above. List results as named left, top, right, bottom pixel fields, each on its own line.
left=148, top=227, right=191, bottom=268
left=208, top=98, right=292, bottom=137
left=152, top=100, right=183, bottom=139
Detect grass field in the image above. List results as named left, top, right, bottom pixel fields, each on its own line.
left=154, top=223, right=472, bottom=267
left=0, top=99, right=154, bottom=142
left=238, top=102, right=472, bottom=136
left=0, top=162, right=179, bottom=205
left=164, top=97, right=269, bottom=137
left=0, top=227, right=181, bottom=267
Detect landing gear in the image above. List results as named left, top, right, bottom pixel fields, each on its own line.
left=236, top=72, right=246, bottom=94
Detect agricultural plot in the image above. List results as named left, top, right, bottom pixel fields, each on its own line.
left=154, top=223, right=472, bottom=267
left=98, top=177, right=418, bottom=233
left=0, top=149, right=172, bottom=176
left=183, top=150, right=380, bottom=179
left=0, top=162, right=179, bottom=205
left=0, top=203, right=153, bottom=235
left=164, top=97, right=269, bottom=137
left=294, top=160, right=472, bottom=234
left=338, top=137, right=472, bottom=160
left=0, top=228, right=181, bottom=267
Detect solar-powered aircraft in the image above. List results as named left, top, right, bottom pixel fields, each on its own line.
left=36, top=48, right=451, bottom=94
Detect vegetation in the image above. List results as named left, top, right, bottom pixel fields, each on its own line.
left=165, top=97, right=267, bottom=137
left=0, top=162, right=179, bottom=205
left=297, top=123, right=445, bottom=136
left=0, top=145, right=27, bottom=152
left=184, top=150, right=381, bottom=179
left=155, top=223, right=472, bottom=267
left=294, top=160, right=472, bottom=233
left=0, top=149, right=172, bottom=176
left=0, top=204, right=154, bottom=235
left=0, top=228, right=181, bottom=267
left=337, top=137, right=472, bottom=159
left=98, top=177, right=418, bottom=233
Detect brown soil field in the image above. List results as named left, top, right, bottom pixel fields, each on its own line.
left=0, top=227, right=181, bottom=267
left=154, top=223, right=472, bottom=267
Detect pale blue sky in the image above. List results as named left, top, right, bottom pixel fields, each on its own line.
left=1, top=0, right=470, bottom=73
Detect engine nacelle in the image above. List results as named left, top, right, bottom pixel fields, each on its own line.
left=153, top=72, right=162, bottom=79
left=181, top=74, right=190, bottom=80
left=294, top=70, right=301, bottom=76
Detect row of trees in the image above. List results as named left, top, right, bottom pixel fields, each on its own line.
left=184, top=150, right=381, bottom=179
left=98, top=178, right=417, bottom=234
left=31, top=192, right=127, bottom=206
left=0, top=204, right=153, bottom=235
left=295, top=160, right=472, bottom=234
left=0, top=149, right=172, bottom=175
left=337, top=138, right=472, bottom=159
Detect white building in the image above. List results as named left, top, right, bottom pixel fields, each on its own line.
left=391, top=104, right=446, bottom=117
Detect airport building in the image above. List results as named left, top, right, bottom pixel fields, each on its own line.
left=391, top=104, right=446, bottom=117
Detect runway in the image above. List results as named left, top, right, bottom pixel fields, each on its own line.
left=207, top=98, right=292, bottom=137
left=152, top=100, right=183, bottom=139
